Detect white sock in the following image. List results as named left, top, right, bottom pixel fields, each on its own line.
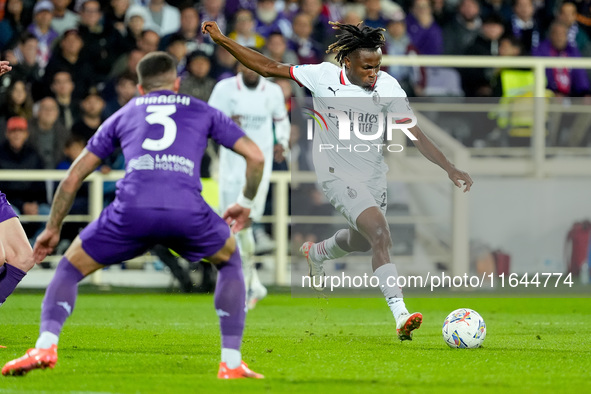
left=237, top=228, right=255, bottom=290
left=373, top=263, right=408, bottom=322
left=35, top=331, right=59, bottom=349
left=373, top=263, right=404, bottom=298
left=387, top=298, right=408, bottom=323
left=310, top=230, right=348, bottom=262
left=221, top=348, right=241, bottom=369
left=251, top=264, right=263, bottom=288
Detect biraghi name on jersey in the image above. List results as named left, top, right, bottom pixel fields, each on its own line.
left=135, top=94, right=191, bottom=106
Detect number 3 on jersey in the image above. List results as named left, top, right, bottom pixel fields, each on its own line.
left=142, top=105, right=177, bottom=151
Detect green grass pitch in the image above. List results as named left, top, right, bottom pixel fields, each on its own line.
left=1, top=292, right=590, bottom=393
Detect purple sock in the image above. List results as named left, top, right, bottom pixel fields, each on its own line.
left=40, top=257, right=85, bottom=336
left=214, top=248, right=246, bottom=351
left=0, top=263, right=27, bottom=306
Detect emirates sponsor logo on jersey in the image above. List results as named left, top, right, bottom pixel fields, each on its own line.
left=303, top=104, right=417, bottom=154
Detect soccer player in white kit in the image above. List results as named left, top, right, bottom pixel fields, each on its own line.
left=203, top=21, right=473, bottom=340
left=209, top=60, right=290, bottom=309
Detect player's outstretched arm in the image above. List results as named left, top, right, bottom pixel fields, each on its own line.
left=202, top=21, right=292, bottom=79
left=410, top=125, right=473, bottom=192
left=221, top=136, right=265, bottom=232
left=0, top=61, right=12, bottom=76
left=33, top=149, right=102, bottom=261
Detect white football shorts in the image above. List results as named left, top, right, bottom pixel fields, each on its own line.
left=320, top=175, right=387, bottom=231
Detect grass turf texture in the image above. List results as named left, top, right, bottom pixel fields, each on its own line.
left=1, top=293, right=590, bottom=393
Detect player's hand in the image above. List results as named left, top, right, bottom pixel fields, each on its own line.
left=273, top=144, right=285, bottom=163
left=0, top=60, right=12, bottom=77
left=33, top=226, right=61, bottom=262
left=202, top=21, right=224, bottom=44
left=448, top=167, right=473, bottom=192
left=222, top=203, right=251, bottom=233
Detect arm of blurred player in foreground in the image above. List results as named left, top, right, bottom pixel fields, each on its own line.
left=409, top=125, right=473, bottom=193
left=202, top=21, right=292, bottom=79
left=222, top=136, right=265, bottom=232
left=33, top=149, right=102, bottom=261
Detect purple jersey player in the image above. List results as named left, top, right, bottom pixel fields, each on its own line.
left=0, top=189, right=36, bottom=308
left=2, top=52, right=265, bottom=379
left=0, top=63, right=37, bottom=309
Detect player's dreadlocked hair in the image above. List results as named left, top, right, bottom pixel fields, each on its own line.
left=326, top=22, right=386, bottom=65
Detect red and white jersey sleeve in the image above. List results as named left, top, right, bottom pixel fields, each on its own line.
left=289, top=63, right=334, bottom=94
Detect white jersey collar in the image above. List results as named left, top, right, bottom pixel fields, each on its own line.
left=339, top=67, right=378, bottom=90
left=339, top=67, right=350, bottom=85
left=237, top=73, right=266, bottom=92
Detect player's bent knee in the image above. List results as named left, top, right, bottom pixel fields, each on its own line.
left=207, top=236, right=236, bottom=265
left=9, top=248, right=35, bottom=272
left=369, top=225, right=392, bottom=250
left=64, top=237, right=104, bottom=277
left=17, top=254, right=35, bottom=272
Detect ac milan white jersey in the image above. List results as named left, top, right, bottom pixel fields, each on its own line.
left=290, top=62, right=414, bottom=183
left=209, top=73, right=288, bottom=186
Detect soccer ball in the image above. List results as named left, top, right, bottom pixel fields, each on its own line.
left=442, top=308, right=486, bottom=349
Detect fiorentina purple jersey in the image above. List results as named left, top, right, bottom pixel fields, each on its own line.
left=86, top=90, right=245, bottom=211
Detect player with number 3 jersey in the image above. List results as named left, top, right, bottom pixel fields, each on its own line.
left=2, top=52, right=265, bottom=379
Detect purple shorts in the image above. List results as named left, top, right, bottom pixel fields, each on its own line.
left=0, top=192, right=18, bottom=223
left=79, top=202, right=231, bottom=265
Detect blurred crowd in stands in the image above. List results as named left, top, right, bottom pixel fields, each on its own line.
left=1, top=0, right=591, bottom=242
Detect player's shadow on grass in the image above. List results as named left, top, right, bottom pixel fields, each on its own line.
left=396, top=346, right=590, bottom=354
left=62, top=347, right=213, bottom=356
